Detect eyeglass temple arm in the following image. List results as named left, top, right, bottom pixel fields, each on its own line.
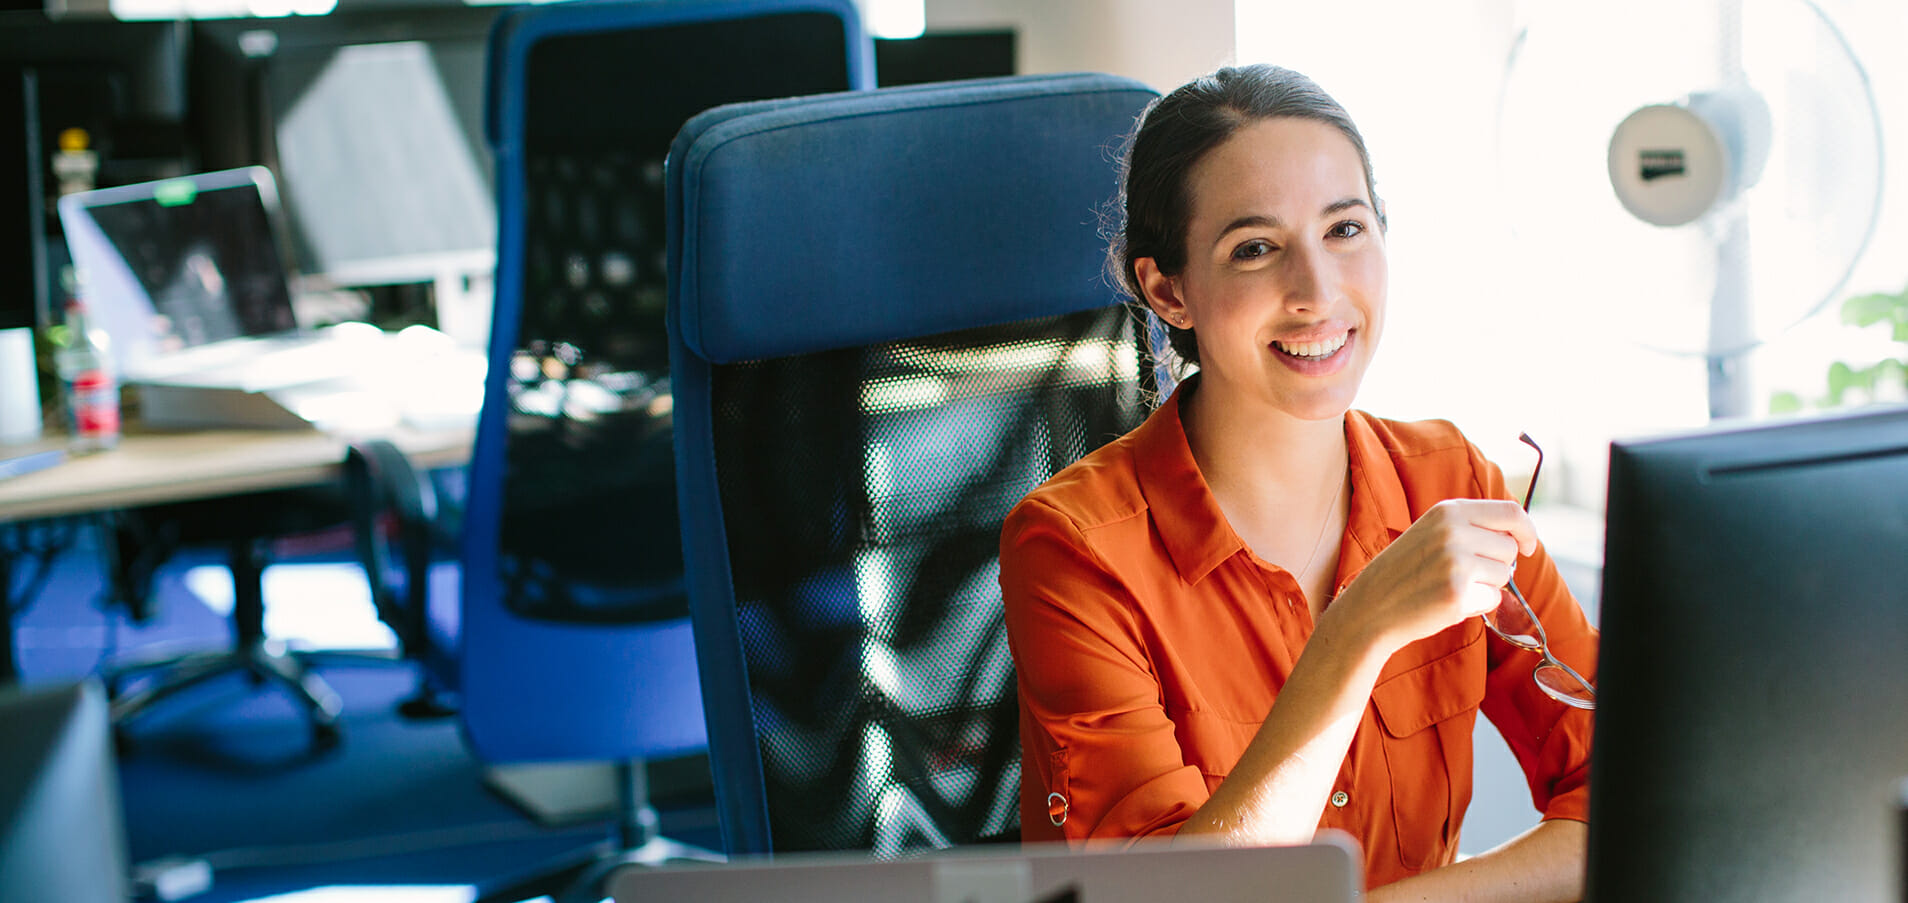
left=1517, top=432, right=1542, bottom=512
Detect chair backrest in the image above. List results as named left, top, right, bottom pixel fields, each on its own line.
left=458, top=0, right=873, bottom=764
left=667, top=74, right=1161, bottom=855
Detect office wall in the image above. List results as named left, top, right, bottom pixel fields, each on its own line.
left=924, top=0, right=1234, bottom=93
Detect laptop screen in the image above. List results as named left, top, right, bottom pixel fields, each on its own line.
left=57, top=167, right=298, bottom=373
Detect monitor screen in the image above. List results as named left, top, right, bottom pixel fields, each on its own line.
left=872, top=31, right=1015, bottom=87
left=0, top=680, right=129, bottom=903
left=1589, top=404, right=1908, bottom=902
left=191, top=8, right=501, bottom=290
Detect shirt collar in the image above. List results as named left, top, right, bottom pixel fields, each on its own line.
left=1131, top=377, right=1240, bottom=584
left=1338, top=410, right=1414, bottom=583
left=1132, top=378, right=1416, bottom=586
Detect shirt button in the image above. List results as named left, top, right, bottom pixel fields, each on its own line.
left=1330, top=790, right=1349, bottom=808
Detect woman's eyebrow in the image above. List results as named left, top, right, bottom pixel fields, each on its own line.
left=1215, top=214, right=1280, bottom=240
left=1323, top=197, right=1372, bottom=217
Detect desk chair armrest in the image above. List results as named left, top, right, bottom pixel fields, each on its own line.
left=343, top=440, right=440, bottom=663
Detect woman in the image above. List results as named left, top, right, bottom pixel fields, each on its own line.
left=999, top=65, right=1597, bottom=901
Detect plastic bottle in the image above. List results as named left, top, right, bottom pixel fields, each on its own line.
left=55, top=296, right=119, bottom=451
left=51, top=127, right=98, bottom=197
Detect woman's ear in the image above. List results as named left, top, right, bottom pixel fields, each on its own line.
left=1134, top=258, right=1190, bottom=329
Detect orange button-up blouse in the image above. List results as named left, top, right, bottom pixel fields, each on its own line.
left=999, top=383, right=1597, bottom=888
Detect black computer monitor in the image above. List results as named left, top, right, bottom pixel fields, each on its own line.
left=0, top=14, right=189, bottom=330
left=872, top=30, right=1015, bottom=87
left=0, top=680, right=130, bottom=903
left=191, top=7, right=503, bottom=296
left=1589, top=403, right=1908, bottom=902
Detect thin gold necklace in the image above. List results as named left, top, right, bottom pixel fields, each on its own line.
left=1296, top=471, right=1348, bottom=593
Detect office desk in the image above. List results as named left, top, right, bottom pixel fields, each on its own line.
left=0, top=425, right=472, bottom=682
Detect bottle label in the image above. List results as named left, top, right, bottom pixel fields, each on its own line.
left=71, top=369, right=120, bottom=439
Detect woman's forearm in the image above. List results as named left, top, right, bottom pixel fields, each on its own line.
left=1174, top=602, right=1391, bottom=845
left=1368, top=818, right=1587, bottom=903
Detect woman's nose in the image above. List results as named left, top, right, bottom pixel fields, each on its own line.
left=1281, top=241, right=1335, bottom=311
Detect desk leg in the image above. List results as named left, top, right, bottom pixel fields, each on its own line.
left=233, top=536, right=266, bottom=650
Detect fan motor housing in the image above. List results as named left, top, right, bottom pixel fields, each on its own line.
left=1607, top=103, right=1729, bottom=227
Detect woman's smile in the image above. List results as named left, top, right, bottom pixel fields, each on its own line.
left=1270, top=328, right=1355, bottom=375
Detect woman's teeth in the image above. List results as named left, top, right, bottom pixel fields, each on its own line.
left=1273, top=334, right=1348, bottom=359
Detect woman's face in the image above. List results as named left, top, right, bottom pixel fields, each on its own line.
left=1138, top=116, right=1387, bottom=423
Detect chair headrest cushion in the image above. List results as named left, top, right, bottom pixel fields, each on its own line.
left=669, top=72, right=1159, bottom=364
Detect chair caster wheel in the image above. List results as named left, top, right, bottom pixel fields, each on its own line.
left=397, top=695, right=458, bottom=720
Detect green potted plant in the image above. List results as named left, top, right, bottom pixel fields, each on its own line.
left=1770, top=282, right=1908, bottom=414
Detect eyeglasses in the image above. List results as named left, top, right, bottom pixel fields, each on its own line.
left=1482, top=433, right=1597, bottom=710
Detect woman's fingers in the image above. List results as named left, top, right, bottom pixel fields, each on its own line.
left=1458, top=580, right=1506, bottom=619
left=1448, top=498, right=1539, bottom=558
left=1336, top=498, right=1546, bottom=653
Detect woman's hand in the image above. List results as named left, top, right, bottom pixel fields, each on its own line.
left=1329, top=499, right=1538, bottom=656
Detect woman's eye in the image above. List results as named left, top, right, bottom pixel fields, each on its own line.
left=1329, top=221, right=1366, bottom=239
left=1231, top=240, right=1274, bottom=261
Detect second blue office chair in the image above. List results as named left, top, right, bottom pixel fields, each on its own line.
left=667, top=73, right=1161, bottom=856
left=456, top=1, right=873, bottom=900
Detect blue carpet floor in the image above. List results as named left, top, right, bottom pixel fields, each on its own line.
left=8, top=525, right=718, bottom=903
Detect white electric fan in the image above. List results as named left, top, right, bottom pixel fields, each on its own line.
left=1497, top=0, right=1884, bottom=419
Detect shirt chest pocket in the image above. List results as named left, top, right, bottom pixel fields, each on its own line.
left=1369, top=627, right=1486, bottom=872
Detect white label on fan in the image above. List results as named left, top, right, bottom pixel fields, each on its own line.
left=1607, top=104, right=1728, bottom=227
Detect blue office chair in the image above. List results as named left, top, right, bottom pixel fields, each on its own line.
left=459, top=1, right=873, bottom=899
left=666, top=73, right=1162, bottom=856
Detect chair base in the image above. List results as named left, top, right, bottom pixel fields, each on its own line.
left=106, top=639, right=345, bottom=749
left=394, top=689, right=458, bottom=720
left=473, top=834, right=725, bottom=903
left=476, top=760, right=721, bottom=903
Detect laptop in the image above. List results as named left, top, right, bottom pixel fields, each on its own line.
left=56, top=168, right=481, bottom=430
left=57, top=167, right=312, bottom=381
left=608, top=834, right=1364, bottom=903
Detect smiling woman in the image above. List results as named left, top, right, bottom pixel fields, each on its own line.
left=1135, top=116, right=1386, bottom=430
left=999, top=65, right=1599, bottom=902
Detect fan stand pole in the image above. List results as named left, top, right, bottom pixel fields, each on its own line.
left=1706, top=209, right=1755, bottom=420
left=1706, top=354, right=1751, bottom=421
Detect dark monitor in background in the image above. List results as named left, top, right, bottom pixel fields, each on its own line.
left=1589, top=404, right=1908, bottom=902
left=873, top=30, right=1015, bottom=86
left=0, top=14, right=190, bottom=330
left=191, top=7, right=502, bottom=330
left=0, top=680, right=130, bottom=903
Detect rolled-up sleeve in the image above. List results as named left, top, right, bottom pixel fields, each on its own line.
left=1001, top=498, right=1208, bottom=845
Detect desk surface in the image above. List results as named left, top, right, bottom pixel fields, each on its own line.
left=0, top=426, right=473, bottom=523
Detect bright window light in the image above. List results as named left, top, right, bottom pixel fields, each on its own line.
left=858, top=0, right=925, bottom=39
left=184, top=563, right=399, bottom=652
left=109, top=0, right=329, bottom=19
left=1232, top=0, right=1908, bottom=509
left=245, top=887, right=475, bottom=902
